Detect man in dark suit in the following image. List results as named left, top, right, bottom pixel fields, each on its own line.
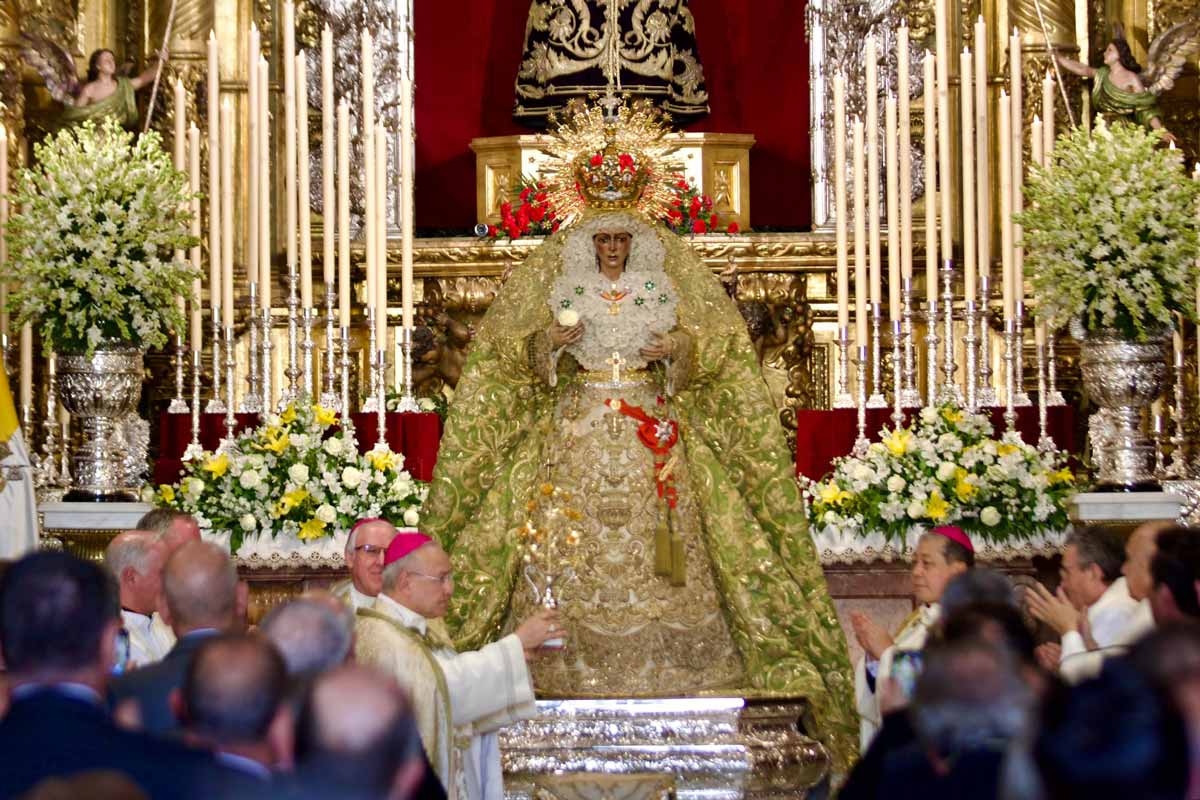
left=0, top=551, right=241, bottom=799
left=110, top=540, right=246, bottom=734
left=178, top=633, right=291, bottom=780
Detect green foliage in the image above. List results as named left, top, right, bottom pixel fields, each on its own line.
left=1018, top=120, right=1200, bottom=342
left=4, top=118, right=199, bottom=354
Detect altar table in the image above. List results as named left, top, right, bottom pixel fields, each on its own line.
left=153, top=411, right=442, bottom=485
left=794, top=406, right=1077, bottom=482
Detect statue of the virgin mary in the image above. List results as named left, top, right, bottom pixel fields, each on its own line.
left=422, top=97, right=858, bottom=774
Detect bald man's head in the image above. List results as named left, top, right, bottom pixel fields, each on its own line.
left=182, top=633, right=287, bottom=744
left=161, top=541, right=239, bottom=633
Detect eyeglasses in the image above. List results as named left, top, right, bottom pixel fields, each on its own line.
left=409, top=571, right=454, bottom=586
left=352, top=544, right=388, bottom=558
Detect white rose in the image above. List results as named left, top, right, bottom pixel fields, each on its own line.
left=907, top=500, right=926, bottom=519
left=936, top=462, right=957, bottom=481
left=980, top=506, right=1001, bottom=527
left=887, top=475, right=906, bottom=493
left=323, top=437, right=343, bottom=456
left=239, top=469, right=262, bottom=490
left=418, top=397, right=436, bottom=412
left=403, top=508, right=421, bottom=527
left=288, top=463, right=310, bottom=485
left=291, top=433, right=311, bottom=451
left=315, top=503, right=337, bottom=524
left=342, top=466, right=363, bottom=489
left=185, top=477, right=206, bottom=498
left=240, top=514, right=258, bottom=531
left=557, top=308, right=579, bottom=327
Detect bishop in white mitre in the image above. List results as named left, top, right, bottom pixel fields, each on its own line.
left=355, top=532, right=561, bottom=800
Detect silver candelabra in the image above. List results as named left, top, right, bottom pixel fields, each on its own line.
left=867, top=304, right=886, bottom=408
left=339, top=326, right=352, bottom=419
left=924, top=298, right=939, bottom=408
left=320, top=286, right=340, bottom=410
left=853, top=344, right=869, bottom=456
left=833, top=326, right=854, bottom=408
left=976, top=276, right=998, bottom=407
left=281, top=270, right=301, bottom=409
left=301, top=307, right=316, bottom=402
left=206, top=309, right=226, bottom=413
left=1045, top=328, right=1065, bottom=406
left=890, top=320, right=904, bottom=429
left=900, top=278, right=920, bottom=407
left=1170, top=348, right=1190, bottom=477
left=168, top=335, right=187, bottom=413
left=190, top=350, right=202, bottom=447
left=220, top=325, right=237, bottom=450
left=1012, top=301, right=1031, bottom=406
left=241, top=286, right=263, bottom=413
left=260, top=308, right=274, bottom=413
left=394, top=326, right=420, bottom=413
left=362, top=308, right=382, bottom=412
left=1003, top=318, right=1017, bottom=432
left=1036, top=339, right=1053, bottom=453
left=939, top=259, right=963, bottom=405
left=963, top=300, right=979, bottom=411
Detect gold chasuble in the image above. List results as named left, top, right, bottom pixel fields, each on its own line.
left=513, top=0, right=709, bottom=127
left=422, top=99, right=859, bottom=773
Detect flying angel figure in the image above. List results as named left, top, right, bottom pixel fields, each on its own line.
left=21, top=35, right=166, bottom=130
left=1055, top=19, right=1200, bottom=147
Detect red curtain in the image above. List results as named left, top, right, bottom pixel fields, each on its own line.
left=414, top=0, right=812, bottom=230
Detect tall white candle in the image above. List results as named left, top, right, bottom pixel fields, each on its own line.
left=19, top=324, right=30, bottom=412
left=960, top=48, right=976, bottom=304
left=220, top=99, right=235, bottom=329
left=283, top=1, right=298, bottom=295
left=935, top=0, right=953, bottom=258
left=297, top=51, right=313, bottom=310
left=375, top=124, right=388, bottom=349
left=400, top=76, right=415, bottom=330
left=189, top=124, right=203, bottom=351
left=207, top=31, right=221, bottom=317
left=337, top=101, right=351, bottom=328
left=0, top=125, right=8, bottom=341
left=853, top=119, right=868, bottom=347
left=999, top=90, right=1013, bottom=322
left=246, top=24, right=259, bottom=289
left=1010, top=29, right=1024, bottom=312
left=322, top=25, right=335, bottom=288
left=1042, top=70, right=1054, bottom=165
left=866, top=36, right=881, bottom=309
left=362, top=31, right=376, bottom=313
left=1031, top=115, right=1043, bottom=173
left=898, top=25, right=913, bottom=284
left=172, top=79, right=187, bottom=335
left=885, top=95, right=900, bottom=321
left=259, top=57, right=272, bottom=310
left=834, top=73, right=849, bottom=332
left=975, top=18, right=990, bottom=287
left=923, top=51, right=938, bottom=307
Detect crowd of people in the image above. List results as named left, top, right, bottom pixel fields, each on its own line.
left=2, top=509, right=1200, bottom=799
left=845, top=521, right=1200, bottom=800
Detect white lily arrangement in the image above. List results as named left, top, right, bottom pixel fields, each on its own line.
left=805, top=404, right=1074, bottom=545
left=152, top=403, right=426, bottom=555
left=4, top=118, right=198, bottom=354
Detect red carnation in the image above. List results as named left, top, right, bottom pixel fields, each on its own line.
left=487, top=224, right=499, bottom=237
left=726, top=222, right=740, bottom=234
left=590, top=153, right=604, bottom=167
left=520, top=187, right=532, bottom=201
left=535, top=192, right=547, bottom=203
left=506, top=223, right=522, bottom=238
left=676, top=179, right=689, bottom=190
left=530, top=205, right=546, bottom=222
left=668, top=209, right=683, bottom=221
left=618, top=153, right=635, bottom=172
left=500, top=201, right=512, bottom=217
left=703, top=196, right=713, bottom=211
left=552, top=221, right=561, bottom=232
left=692, top=218, right=707, bottom=234
left=672, top=197, right=682, bottom=207
left=689, top=197, right=702, bottom=216
left=516, top=204, right=531, bottom=227
left=709, top=214, right=718, bottom=227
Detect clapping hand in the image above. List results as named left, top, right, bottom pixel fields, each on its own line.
left=849, top=611, right=894, bottom=661
left=1025, top=583, right=1080, bottom=636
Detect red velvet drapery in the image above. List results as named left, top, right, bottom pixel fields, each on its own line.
left=413, top=0, right=812, bottom=230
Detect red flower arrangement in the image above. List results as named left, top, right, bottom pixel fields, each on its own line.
left=485, top=179, right=559, bottom=240
left=666, top=176, right=740, bottom=236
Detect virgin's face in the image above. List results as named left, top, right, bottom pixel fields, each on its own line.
left=593, top=230, right=632, bottom=273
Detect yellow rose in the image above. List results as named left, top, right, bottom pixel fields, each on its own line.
left=158, top=484, right=176, bottom=503
left=313, top=404, right=338, bottom=427
left=202, top=453, right=229, bottom=478
left=925, top=489, right=950, bottom=521
left=298, top=518, right=327, bottom=541
left=279, top=405, right=297, bottom=425
left=883, top=429, right=913, bottom=457
left=368, top=449, right=399, bottom=472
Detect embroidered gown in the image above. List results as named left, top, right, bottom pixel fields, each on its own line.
left=422, top=211, right=860, bottom=773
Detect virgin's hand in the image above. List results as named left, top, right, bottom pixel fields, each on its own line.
left=638, top=332, right=675, bottom=361
left=549, top=322, right=583, bottom=348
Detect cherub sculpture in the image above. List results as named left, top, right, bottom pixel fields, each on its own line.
left=1055, top=20, right=1200, bottom=146
left=21, top=37, right=166, bottom=130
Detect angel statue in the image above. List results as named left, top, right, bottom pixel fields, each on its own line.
left=1055, top=20, right=1200, bottom=147
left=22, top=38, right=167, bottom=130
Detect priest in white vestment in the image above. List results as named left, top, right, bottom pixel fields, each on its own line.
left=355, top=532, right=560, bottom=800
left=331, top=517, right=398, bottom=611
left=0, top=368, right=37, bottom=558
left=850, top=526, right=975, bottom=748
left=1028, top=527, right=1144, bottom=684
left=104, top=530, right=171, bottom=667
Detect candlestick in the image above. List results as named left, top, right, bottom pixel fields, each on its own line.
left=339, top=326, right=352, bottom=417
left=977, top=274, right=998, bottom=406
left=960, top=49, right=976, bottom=305
left=38, top=355, right=62, bottom=491
left=1035, top=323, right=1052, bottom=452
left=19, top=324, right=31, bottom=419
left=321, top=285, right=340, bottom=410
left=301, top=307, right=315, bottom=401
left=283, top=2, right=298, bottom=309
left=395, top=326, right=419, bottom=413
left=1154, top=413, right=1167, bottom=479
left=868, top=304, right=886, bottom=408
left=1003, top=317, right=1017, bottom=431
left=282, top=266, right=301, bottom=408
left=1013, top=301, right=1031, bottom=406
left=322, top=25, right=335, bottom=289
left=168, top=334, right=187, bottom=413
left=834, top=326, right=854, bottom=408
left=901, top=277, right=920, bottom=406
left=375, top=346, right=388, bottom=446
left=220, top=326, right=237, bottom=450
left=362, top=307, right=381, bottom=412
left=974, top=18, right=990, bottom=305
left=1010, top=29, right=1025, bottom=327
left=337, top=101, right=351, bottom=328
left=964, top=299, right=979, bottom=410
left=261, top=307, right=274, bottom=411
left=1170, top=323, right=1189, bottom=477
left=925, top=296, right=940, bottom=408
left=853, top=345, right=869, bottom=456
left=206, top=31, right=221, bottom=325
left=935, top=0, right=953, bottom=260
left=190, top=349, right=202, bottom=447
left=898, top=26, right=913, bottom=292
left=241, top=283, right=263, bottom=413
left=885, top=95, right=900, bottom=323
left=258, top=57, right=272, bottom=311
left=219, top=100, right=234, bottom=330
left=1046, top=328, right=1065, bottom=405
left=247, top=24, right=259, bottom=291
left=834, top=73, right=848, bottom=333
left=188, top=124, right=203, bottom=355
left=999, top=91, right=1014, bottom=323
left=206, top=311, right=225, bottom=413
left=939, top=259, right=963, bottom=404
left=1042, top=70, right=1055, bottom=164
left=400, top=76, right=415, bottom=332
left=891, top=320, right=904, bottom=429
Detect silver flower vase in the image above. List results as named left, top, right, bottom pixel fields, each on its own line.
left=1078, top=330, right=1168, bottom=491
left=56, top=345, right=145, bottom=502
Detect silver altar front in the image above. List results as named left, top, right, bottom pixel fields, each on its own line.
left=501, top=697, right=827, bottom=800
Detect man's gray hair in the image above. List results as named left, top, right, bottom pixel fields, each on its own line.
left=104, top=533, right=157, bottom=580
left=260, top=598, right=354, bottom=676
left=136, top=508, right=196, bottom=537
left=380, top=547, right=431, bottom=592
left=1066, top=525, right=1125, bottom=585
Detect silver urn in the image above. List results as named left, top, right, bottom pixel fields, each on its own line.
left=56, top=345, right=144, bottom=501
left=1078, top=330, right=1168, bottom=490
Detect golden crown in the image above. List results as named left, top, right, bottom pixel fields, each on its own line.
left=539, top=92, right=682, bottom=225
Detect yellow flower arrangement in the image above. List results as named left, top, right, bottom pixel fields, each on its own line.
left=367, top=449, right=398, bottom=471
left=158, top=484, right=175, bottom=503
left=883, top=429, right=913, bottom=457
left=202, top=453, right=229, bottom=478
left=925, top=490, right=950, bottom=521
left=298, top=518, right=327, bottom=541
left=313, top=404, right=338, bottom=427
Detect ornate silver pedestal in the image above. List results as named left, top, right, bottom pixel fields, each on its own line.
left=501, top=698, right=828, bottom=800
